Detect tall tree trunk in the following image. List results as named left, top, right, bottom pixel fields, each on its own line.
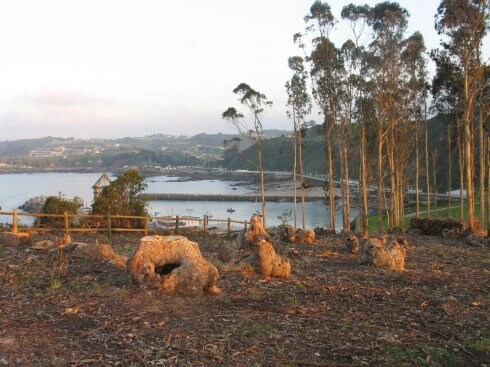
left=340, top=142, right=347, bottom=230
left=415, top=122, right=420, bottom=217
left=299, top=127, right=306, bottom=229
left=293, top=128, right=298, bottom=228
left=458, top=131, right=465, bottom=219
left=487, top=133, right=490, bottom=238
left=361, top=114, right=369, bottom=235
left=464, top=65, right=475, bottom=230
left=433, top=150, right=438, bottom=218
left=377, top=121, right=384, bottom=233
left=258, top=143, right=267, bottom=228
left=479, top=93, right=485, bottom=226
left=345, top=144, right=351, bottom=230
left=425, top=103, right=431, bottom=218
left=448, top=123, right=452, bottom=216
left=465, top=119, right=475, bottom=229
left=389, top=127, right=396, bottom=228
left=327, top=127, right=335, bottom=231
left=340, top=139, right=350, bottom=231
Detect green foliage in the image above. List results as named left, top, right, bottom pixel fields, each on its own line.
left=277, top=209, right=293, bottom=226
left=38, top=195, right=82, bottom=227
left=92, top=169, right=148, bottom=228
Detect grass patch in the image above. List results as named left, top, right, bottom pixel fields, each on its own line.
left=241, top=323, right=274, bottom=338
left=465, top=330, right=490, bottom=352
left=367, top=197, right=489, bottom=234
left=50, top=279, right=62, bottom=290
left=386, top=346, right=459, bottom=367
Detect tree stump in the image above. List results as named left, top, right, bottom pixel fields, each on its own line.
left=72, top=242, right=127, bottom=269
left=344, top=232, right=359, bottom=254
left=243, top=239, right=291, bottom=279
left=409, top=217, right=467, bottom=236
left=280, top=226, right=316, bottom=245
left=127, top=235, right=220, bottom=295
left=360, top=236, right=407, bottom=270
left=241, top=215, right=270, bottom=247
left=290, top=228, right=316, bottom=245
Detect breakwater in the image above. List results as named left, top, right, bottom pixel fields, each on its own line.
left=140, top=193, right=324, bottom=202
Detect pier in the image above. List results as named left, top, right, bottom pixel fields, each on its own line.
left=140, top=193, right=324, bottom=202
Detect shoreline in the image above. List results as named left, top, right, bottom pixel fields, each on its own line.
left=0, top=167, right=343, bottom=201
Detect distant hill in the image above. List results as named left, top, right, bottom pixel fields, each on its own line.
left=0, top=130, right=291, bottom=171
left=0, top=122, right=464, bottom=192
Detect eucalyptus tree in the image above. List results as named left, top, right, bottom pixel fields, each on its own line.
left=341, top=3, right=372, bottom=235
left=286, top=56, right=312, bottom=229
left=304, top=0, right=339, bottom=231
left=431, top=49, right=465, bottom=218
left=402, top=31, right=427, bottom=219
left=366, top=1, right=410, bottom=230
left=222, top=83, right=273, bottom=227
left=435, top=0, right=490, bottom=230
left=482, top=66, right=490, bottom=235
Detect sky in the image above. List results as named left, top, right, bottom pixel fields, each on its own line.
left=0, top=0, right=488, bottom=141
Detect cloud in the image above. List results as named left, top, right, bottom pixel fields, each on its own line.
left=0, top=89, right=126, bottom=138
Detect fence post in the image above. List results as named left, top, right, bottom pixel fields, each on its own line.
left=203, top=215, right=207, bottom=237
left=175, top=215, right=179, bottom=233
left=13, top=209, right=18, bottom=233
left=244, top=219, right=248, bottom=232
left=227, top=217, right=231, bottom=239
left=144, top=215, right=149, bottom=237
left=64, top=211, right=69, bottom=235
left=107, top=214, right=112, bottom=240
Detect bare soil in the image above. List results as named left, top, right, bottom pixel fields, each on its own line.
left=0, top=231, right=489, bottom=366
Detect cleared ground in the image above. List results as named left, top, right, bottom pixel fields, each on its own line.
left=0, top=231, right=489, bottom=366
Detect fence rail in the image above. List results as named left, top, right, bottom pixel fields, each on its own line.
left=0, top=209, right=247, bottom=239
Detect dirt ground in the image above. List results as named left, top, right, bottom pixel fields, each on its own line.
left=0, top=230, right=489, bottom=367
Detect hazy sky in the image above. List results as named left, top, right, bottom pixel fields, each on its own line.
left=0, top=0, right=488, bottom=140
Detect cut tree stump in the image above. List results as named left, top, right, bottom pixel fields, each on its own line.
left=360, top=236, right=407, bottom=270
left=127, top=235, right=220, bottom=295
left=279, top=226, right=316, bottom=245
left=344, top=232, right=359, bottom=254
left=72, top=242, right=127, bottom=269
left=410, top=217, right=467, bottom=236
left=240, top=215, right=270, bottom=248
left=242, top=239, right=291, bottom=279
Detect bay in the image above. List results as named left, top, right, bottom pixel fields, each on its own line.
left=0, top=172, right=351, bottom=229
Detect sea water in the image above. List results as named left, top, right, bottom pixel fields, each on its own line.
left=0, top=172, right=351, bottom=228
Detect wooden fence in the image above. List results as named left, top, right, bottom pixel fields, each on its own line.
left=0, top=209, right=248, bottom=239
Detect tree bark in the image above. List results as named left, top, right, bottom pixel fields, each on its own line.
left=433, top=150, right=438, bottom=218
left=479, top=91, right=485, bottom=226
left=448, top=123, right=452, bottom=216
left=299, top=126, right=306, bottom=229
left=487, top=134, right=490, bottom=237
left=257, top=140, right=267, bottom=228
left=458, top=131, right=465, bottom=219
left=377, top=119, right=384, bottom=233
left=464, top=62, right=475, bottom=230
left=425, top=103, right=431, bottom=218
left=415, top=121, right=420, bottom=217
left=361, top=112, right=369, bottom=235
left=327, top=127, right=335, bottom=231
left=293, top=125, right=298, bottom=228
